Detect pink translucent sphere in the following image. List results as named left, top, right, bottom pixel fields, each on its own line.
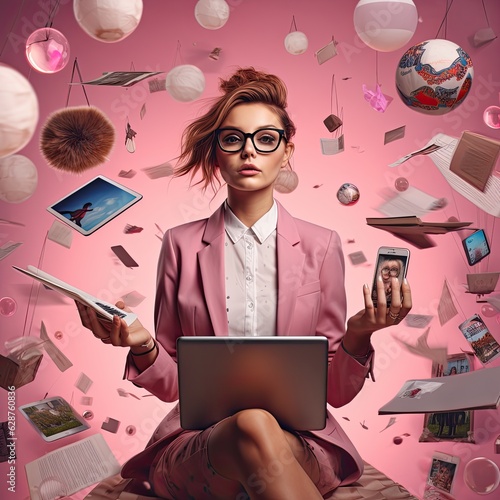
left=483, top=106, right=500, bottom=129
left=26, top=28, right=70, bottom=74
left=395, top=177, right=409, bottom=192
left=481, top=304, right=497, bottom=318
left=464, top=457, right=500, bottom=494
left=0, top=297, right=17, bottom=316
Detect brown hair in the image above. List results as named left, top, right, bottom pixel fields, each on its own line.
left=174, top=67, right=296, bottom=191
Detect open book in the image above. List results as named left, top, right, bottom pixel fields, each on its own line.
left=366, top=216, right=474, bottom=249
left=388, top=133, right=500, bottom=217
left=379, top=365, right=500, bottom=415
left=13, top=265, right=137, bottom=326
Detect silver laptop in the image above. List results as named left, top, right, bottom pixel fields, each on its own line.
left=467, top=272, right=499, bottom=294
left=177, top=336, right=328, bottom=431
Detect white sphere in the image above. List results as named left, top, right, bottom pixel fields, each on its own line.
left=396, top=39, right=474, bottom=115
left=195, top=0, right=230, bottom=30
left=165, top=65, right=206, bottom=102
left=0, top=65, right=39, bottom=159
left=73, top=0, right=143, bottom=42
left=284, top=31, right=308, bottom=55
left=0, top=155, right=38, bottom=203
left=354, top=0, right=418, bottom=52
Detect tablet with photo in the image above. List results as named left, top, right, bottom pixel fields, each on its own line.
left=47, top=176, right=142, bottom=236
left=19, top=396, right=90, bottom=442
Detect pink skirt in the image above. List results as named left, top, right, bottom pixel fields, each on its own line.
left=151, top=425, right=343, bottom=499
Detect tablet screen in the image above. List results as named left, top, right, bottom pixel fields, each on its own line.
left=47, top=176, right=142, bottom=236
left=18, top=396, right=90, bottom=442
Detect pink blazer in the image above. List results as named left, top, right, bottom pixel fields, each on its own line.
left=121, top=201, right=372, bottom=487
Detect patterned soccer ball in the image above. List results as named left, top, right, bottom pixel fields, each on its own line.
left=395, top=39, right=473, bottom=115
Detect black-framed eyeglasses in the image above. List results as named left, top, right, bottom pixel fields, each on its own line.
left=215, top=128, right=287, bottom=153
left=381, top=267, right=400, bottom=277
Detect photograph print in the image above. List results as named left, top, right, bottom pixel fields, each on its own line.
left=420, top=353, right=475, bottom=443
left=48, top=176, right=142, bottom=236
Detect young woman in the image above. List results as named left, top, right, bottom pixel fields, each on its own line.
left=76, top=67, right=412, bottom=499
left=371, top=257, right=404, bottom=306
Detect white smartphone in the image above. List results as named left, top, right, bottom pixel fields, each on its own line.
left=371, top=247, right=410, bottom=307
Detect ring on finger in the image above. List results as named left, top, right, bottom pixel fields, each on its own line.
left=388, top=310, right=400, bottom=320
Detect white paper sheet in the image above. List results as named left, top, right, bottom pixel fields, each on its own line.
left=25, top=434, right=120, bottom=500
left=40, top=321, right=73, bottom=372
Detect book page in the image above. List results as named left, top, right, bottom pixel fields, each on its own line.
left=449, top=131, right=500, bottom=192
left=427, top=134, right=500, bottom=218
left=377, top=186, right=446, bottom=217
left=25, top=434, right=121, bottom=499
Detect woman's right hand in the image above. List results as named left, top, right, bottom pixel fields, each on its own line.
left=75, top=300, right=152, bottom=348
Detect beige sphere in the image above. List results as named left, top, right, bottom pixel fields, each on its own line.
left=274, top=169, right=299, bottom=193
left=74, top=0, right=143, bottom=42
left=0, top=155, right=38, bottom=203
left=195, top=0, right=230, bottom=30
left=0, top=65, right=39, bottom=158
left=166, top=65, right=206, bottom=102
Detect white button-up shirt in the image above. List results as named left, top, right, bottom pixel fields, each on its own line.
left=224, top=201, right=278, bottom=336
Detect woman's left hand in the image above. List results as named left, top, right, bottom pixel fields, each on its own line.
left=347, top=277, right=412, bottom=337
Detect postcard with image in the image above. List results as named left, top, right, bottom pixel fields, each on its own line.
left=459, top=313, right=500, bottom=365
left=420, top=353, right=475, bottom=443
left=47, top=176, right=142, bottom=236
left=425, top=452, right=459, bottom=496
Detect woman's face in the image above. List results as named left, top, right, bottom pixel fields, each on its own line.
left=380, top=259, right=402, bottom=284
left=214, top=102, right=294, bottom=197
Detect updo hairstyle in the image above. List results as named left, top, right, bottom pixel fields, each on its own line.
left=175, top=67, right=296, bottom=191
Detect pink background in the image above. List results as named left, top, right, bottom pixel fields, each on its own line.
left=1, top=0, right=500, bottom=498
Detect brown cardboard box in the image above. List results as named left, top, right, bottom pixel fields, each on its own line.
left=0, top=353, right=43, bottom=390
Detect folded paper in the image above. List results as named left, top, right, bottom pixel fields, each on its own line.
left=362, top=84, right=392, bottom=112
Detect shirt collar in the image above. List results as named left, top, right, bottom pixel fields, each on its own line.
left=224, top=200, right=277, bottom=244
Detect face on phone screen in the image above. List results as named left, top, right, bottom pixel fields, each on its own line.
left=371, top=250, right=409, bottom=307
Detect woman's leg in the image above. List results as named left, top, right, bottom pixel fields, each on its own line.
left=207, top=408, right=324, bottom=500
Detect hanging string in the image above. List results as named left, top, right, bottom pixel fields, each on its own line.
left=375, top=51, right=379, bottom=86
left=486, top=215, right=496, bottom=273
left=446, top=277, right=469, bottom=321
left=45, top=0, right=61, bottom=28
left=289, top=15, right=298, bottom=33
left=21, top=231, right=49, bottom=338
left=329, top=74, right=343, bottom=138
left=172, top=40, right=183, bottom=68
left=435, top=0, right=455, bottom=39
left=481, top=0, right=491, bottom=26
left=330, top=74, right=339, bottom=116
left=65, top=57, right=90, bottom=107
left=0, top=0, right=26, bottom=58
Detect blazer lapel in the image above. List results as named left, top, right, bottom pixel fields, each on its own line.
left=276, top=202, right=305, bottom=336
left=198, top=204, right=229, bottom=336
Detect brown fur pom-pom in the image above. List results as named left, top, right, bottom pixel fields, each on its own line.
left=40, top=106, right=115, bottom=173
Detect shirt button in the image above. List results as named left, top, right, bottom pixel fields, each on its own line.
left=246, top=275, right=252, bottom=281
left=248, top=302, right=254, bottom=309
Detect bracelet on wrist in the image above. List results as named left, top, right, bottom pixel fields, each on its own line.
left=131, top=339, right=157, bottom=357
left=341, top=341, right=371, bottom=359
